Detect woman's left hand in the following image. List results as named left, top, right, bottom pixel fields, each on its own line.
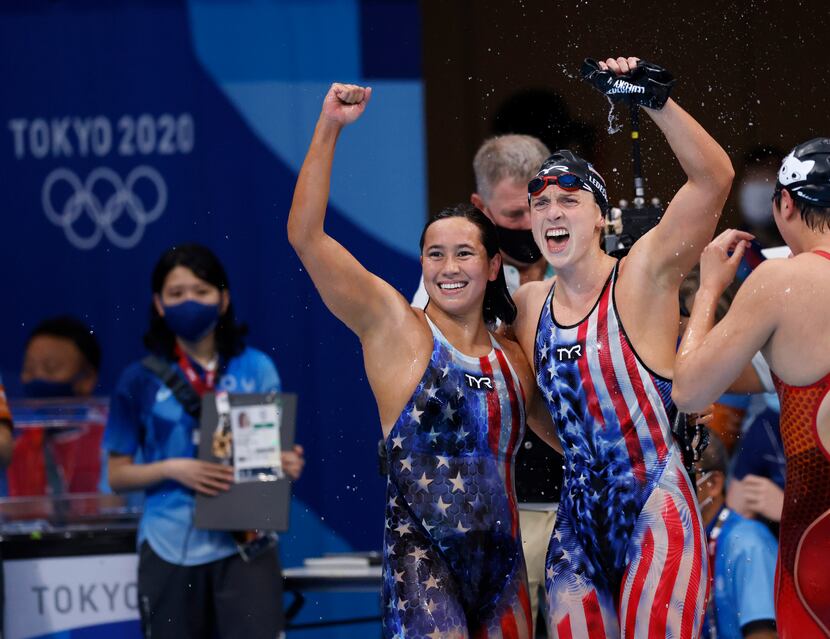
left=281, top=444, right=305, bottom=480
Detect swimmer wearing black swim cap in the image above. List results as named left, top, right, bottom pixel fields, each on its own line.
left=510, top=55, right=734, bottom=637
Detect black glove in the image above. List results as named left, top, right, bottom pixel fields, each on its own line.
left=581, top=58, right=676, bottom=110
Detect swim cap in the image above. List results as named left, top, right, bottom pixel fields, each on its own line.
left=529, top=150, right=609, bottom=213
left=776, top=138, right=830, bottom=207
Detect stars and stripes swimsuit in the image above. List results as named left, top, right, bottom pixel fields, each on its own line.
left=534, top=262, right=707, bottom=639
left=382, top=316, right=533, bottom=638
left=772, top=249, right=830, bottom=638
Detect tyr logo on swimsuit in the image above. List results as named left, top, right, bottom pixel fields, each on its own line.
left=555, top=343, right=583, bottom=362
left=464, top=374, right=494, bottom=391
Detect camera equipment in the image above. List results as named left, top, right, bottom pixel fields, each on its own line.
left=603, top=104, right=664, bottom=258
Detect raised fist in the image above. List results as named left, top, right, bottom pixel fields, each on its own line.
left=321, top=82, right=372, bottom=126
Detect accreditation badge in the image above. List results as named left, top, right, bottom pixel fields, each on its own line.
left=229, top=398, right=283, bottom=483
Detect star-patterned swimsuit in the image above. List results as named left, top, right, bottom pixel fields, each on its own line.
left=534, top=262, right=707, bottom=639
left=382, top=316, right=533, bottom=639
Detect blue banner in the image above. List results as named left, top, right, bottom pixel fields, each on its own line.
left=1, top=0, right=424, bottom=634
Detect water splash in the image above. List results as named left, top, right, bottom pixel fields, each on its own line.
left=557, top=62, right=577, bottom=81
left=605, top=96, right=623, bottom=135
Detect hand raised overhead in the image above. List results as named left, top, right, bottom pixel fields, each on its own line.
left=321, top=82, right=372, bottom=127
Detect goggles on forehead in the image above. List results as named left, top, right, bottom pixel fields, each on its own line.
left=528, top=172, right=584, bottom=197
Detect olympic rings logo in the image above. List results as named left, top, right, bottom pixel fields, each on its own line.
left=41, top=166, right=167, bottom=250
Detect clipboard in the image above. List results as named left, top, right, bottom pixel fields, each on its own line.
left=194, top=392, right=296, bottom=531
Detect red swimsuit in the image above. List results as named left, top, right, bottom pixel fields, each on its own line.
left=772, top=249, right=830, bottom=638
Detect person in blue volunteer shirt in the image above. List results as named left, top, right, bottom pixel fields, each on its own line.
left=695, top=430, right=778, bottom=639
left=105, top=243, right=304, bottom=639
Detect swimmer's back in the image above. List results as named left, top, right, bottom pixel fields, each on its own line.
left=759, top=251, right=830, bottom=388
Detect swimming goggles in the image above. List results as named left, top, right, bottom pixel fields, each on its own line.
left=528, top=172, right=584, bottom=197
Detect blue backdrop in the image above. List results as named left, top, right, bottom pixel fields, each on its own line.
left=0, top=0, right=425, bottom=635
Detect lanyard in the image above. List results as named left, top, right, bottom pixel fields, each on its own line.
left=703, top=507, right=731, bottom=639
left=174, top=344, right=217, bottom=397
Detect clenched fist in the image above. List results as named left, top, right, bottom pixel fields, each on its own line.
left=321, top=83, right=372, bottom=127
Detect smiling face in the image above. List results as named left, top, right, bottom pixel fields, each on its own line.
left=420, top=217, right=501, bottom=317
left=530, top=185, right=605, bottom=267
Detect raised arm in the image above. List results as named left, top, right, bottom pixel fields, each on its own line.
left=591, top=57, right=734, bottom=284
left=673, top=229, right=777, bottom=411
left=638, top=98, right=734, bottom=279
left=287, top=83, right=412, bottom=338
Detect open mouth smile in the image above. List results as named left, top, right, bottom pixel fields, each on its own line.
left=545, top=227, right=570, bottom=253
left=437, top=281, right=468, bottom=293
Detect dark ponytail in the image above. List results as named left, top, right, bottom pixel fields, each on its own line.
left=419, top=204, right=517, bottom=326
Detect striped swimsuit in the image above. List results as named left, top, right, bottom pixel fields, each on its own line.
left=534, top=263, right=707, bottom=638
left=382, top=317, right=532, bottom=638
left=772, top=249, right=830, bottom=638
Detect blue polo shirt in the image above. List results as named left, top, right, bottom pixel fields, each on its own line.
left=708, top=509, right=778, bottom=639
left=104, top=347, right=280, bottom=565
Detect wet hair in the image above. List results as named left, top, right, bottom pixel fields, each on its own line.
left=773, top=190, right=830, bottom=233
left=473, top=134, right=550, bottom=202
left=419, top=204, right=517, bottom=326
left=143, top=243, right=248, bottom=360
left=28, top=315, right=101, bottom=372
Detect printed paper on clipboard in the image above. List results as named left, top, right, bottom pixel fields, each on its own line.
left=229, top=401, right=283, bottom=482
left=195, top=392, right=296, bottom=532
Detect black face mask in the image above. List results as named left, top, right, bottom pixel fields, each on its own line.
left=495, top=225, right=542, bottom=264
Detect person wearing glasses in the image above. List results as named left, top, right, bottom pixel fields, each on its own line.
left=288, top=82, right=562, bottom=638
left=509, top=56, right=733, bottom=636
left=674, top=137, right=830, bottom=638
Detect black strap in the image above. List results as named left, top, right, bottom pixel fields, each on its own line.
left=141, top=355, right=202, bottom=419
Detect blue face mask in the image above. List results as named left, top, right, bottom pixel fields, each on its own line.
left=162, top=300, right=221, bottom=342
left=23, top=378, right=77, bottom=399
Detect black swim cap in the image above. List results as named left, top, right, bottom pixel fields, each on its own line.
left=529, top=150, right=609, bottom=213
left=776, top=138, right=830, bottom=207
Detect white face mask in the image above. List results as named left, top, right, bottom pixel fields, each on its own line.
left=739, top=179, right=776, bottom=226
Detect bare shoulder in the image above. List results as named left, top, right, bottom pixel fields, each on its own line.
left=514, top=277, right=554, bottom=306
left=735, top=258, right=795, bottom=302
left=492, top=332, right=535, bottom=395
left=509, top=278, right=553, bottom=363
left=492, top=332, right=530, bottom=368
left=361, top=301, right=432, bottom=354
left=513, top=278, right=554, bottom=332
